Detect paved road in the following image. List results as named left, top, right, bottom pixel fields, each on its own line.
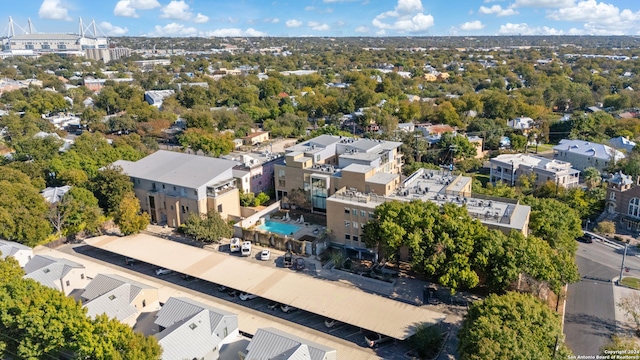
left=564, top=241, right=634, bottom=356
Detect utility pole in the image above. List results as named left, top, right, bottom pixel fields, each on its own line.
left=619, top=243, right=629, bottom=284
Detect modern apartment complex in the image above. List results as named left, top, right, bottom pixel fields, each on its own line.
left=113, top=150, right=241, bottom=227
left=222, top=152, right=284, bottom=195
left=490, top=153, right=580, bottom=188
left=273, top=135, right=403, bottom=213
left=326, top=168, right=531, bottom=257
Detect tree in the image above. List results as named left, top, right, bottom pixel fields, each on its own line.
left=0, top=257, right=162, bottom=360
left=115, top=192, right=149, bottom=236
left=458, top=292, right=572, bottom=360
left=90, top=166, right=134, bottom=215
left=408, top=323, right=444, bottom=359
left=601, top=335, right=639, bottom=354
left=181, top=211, right=232, bottom=243
left=177, top=128, right=234, bottom=157
left=583, top=167, right=602, bottom=190
left=596, top=220, right=616, bottom=235
left=48, top=187, right=104, bottom=238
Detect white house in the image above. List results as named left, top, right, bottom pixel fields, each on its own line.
left=154, top=297, right=239, bottom=360
left=553, top=139, right=625, bottom=172
left=243, top=327, right=336, bottom=360
left=0, top=240, right=33, bottom=267
left=507, top=117, right=534, bottom=131
left=23, top=255, right=88, bottom=295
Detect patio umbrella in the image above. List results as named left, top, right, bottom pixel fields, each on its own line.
left=300, top=215, right=304, bottom=224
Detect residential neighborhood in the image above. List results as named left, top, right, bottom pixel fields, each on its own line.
left=3, top=6, right=640, bottom=360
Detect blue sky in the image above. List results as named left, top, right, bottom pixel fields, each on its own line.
left=3, top=0, right=640, bottom=37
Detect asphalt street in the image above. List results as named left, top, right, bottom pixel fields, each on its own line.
left=564, top=241, right=637, bottom=356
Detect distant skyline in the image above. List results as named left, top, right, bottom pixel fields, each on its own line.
left=2, top=0, right=640, bottom=38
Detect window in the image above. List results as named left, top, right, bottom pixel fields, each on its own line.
left=80, top=274, right=85, bottom=280
left=353, top=222, right=359, bottom=228
left=629, top=198, right=640, bottom=218
left=194, top=190, right=198, bottom=196
left=162, top=184, right=165, bottom=189
left=360, top=210, right=366, bottom=217
left=353, top=235, right=359, bottom=242
left=218, top=204, right=223, bottom=212
left=65, top=280, right=70, bottom=286
left=173, top=186, right=177, bottom=191
left=345, top=221, right=350, bottom=227
left=352, top=208, right=357, bottom=215
left=278, top=169, right=285, bottom=177
left=345, top=234, right=351, bottom=240
left=369, top=212, right=375, bottom=219
left=181, top=206, right=186, bottom=214
left=610, top=192, right=616, bottom=201
left=344, top=207, right=350, bottom=214
left=316, top=154, right=321, bottom=161
left=142, top=300, right=146, bottom=307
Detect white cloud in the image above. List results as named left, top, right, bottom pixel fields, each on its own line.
left=308, top=21, right=330, bottom=31
left=497, top=22, right=563, bottom=35
left=39, top=0, right=72, bottom=21
left=305, top=6, right=315, bottom=10
left=99, top=21, right=129, bottom=36
left=194, top=13, right=209, bottom=23
left=355, top=26, right=369, bottom=33
left=460, top=20, right=485, bottom=30
left=323, top=0, right=359, bottom=2
left=114, top=0, right=160, bottom=17
left=151, top=22, right=198, bottom=36
left=372, top=0, right=435, bottom=33
left=285, top=19, right=303, bottom=28
left=478, top=5, right=518, bottom=16
left=513, top=0, right=574, bottom=8
left=263, top=17, right=280, bottom=23
left=548, top=0, right=640, bottom=35
left=160, top=0, right=191, bottom=21
left=204, top=28, right=267, bottom=37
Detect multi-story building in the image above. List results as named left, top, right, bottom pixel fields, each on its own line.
left=605, top=172, right=640, bottom=230
left=553, top=139, right=625, bottom=172
left=273, top=135, right=403, bottom=213
left=326, top=168, right=531, bottom=258
left=112, top=150, right=241, bottom=227
left=490, top=153, right=580, bottom=188
left=222, top=152, right=284, bottom=195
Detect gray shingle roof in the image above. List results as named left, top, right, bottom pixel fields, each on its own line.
left=81, top=273, right=154, bottom=302
left=0, top=240, right=31, bottom=258
left=155, top=297, right=237, bottom=360
left=111, top=150, right=238, bottom=189
left=83, top=285, right=139, bottom=322
left=553, top=139, right=625, bottom=161
left=23, top=255, right=84, bottom=291
left=245, top=327, right=336, bottom=360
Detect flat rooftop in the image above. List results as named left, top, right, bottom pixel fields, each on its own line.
left=85, top=234, right=446, bottom=340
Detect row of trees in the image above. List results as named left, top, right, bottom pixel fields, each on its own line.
left=362, top=199, right=580, bottom=293
left=0, top=257, right=162, bottom=359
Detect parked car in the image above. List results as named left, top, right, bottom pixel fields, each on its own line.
left=295, top=257, right=305, bottom=270
left=283, top=251, right=293, bottom=268
left=227, top=289, right=238, bottom=297
left=280, top=304, right=297, bottom=313
left=155, top=268, right=172, bottom=275
left=267, top=301, right=280, bottom=310
left=324, top=318, right=340, bottom=328
left=578, top=233, right=594, bottom=243
left=217, top=285, right=227, bottom=292
left=260, top=249, right=271, bottom=261
left=364, top=331, right=394, bottom=348
left=239, top=292, right=258, bottom=301
left=181, top=274, right=195, bottom=281
left=241, top=241, right=252, bottom=257
left=230, top=237, right=241, bottom=252
left=125, top=257, right=136, bottom=266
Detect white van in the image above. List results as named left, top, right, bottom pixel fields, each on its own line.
left=230, top=238, right=241, bottom=252
left=241, top=241, right=252, bottom=257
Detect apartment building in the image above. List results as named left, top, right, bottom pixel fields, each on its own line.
left=222, top=152, right=285, bottom=194
left=553, top=139, right=625, bottom=172
left=112, top=150, right=241, bottom=227
left=490, top=153, right=580, bottom=188
left=273, top=135, right=403, bottom=213
left=326, top=168, right=531, bottom=257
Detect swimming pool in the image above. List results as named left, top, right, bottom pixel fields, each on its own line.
left=256, top=220, right=302, bottom=236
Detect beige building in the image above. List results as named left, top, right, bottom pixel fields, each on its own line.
left=113, top=150, right=241, bottom=227
left=243, top=131, right=269, bottom=146
left=23, top=255, right=89, bottom=296
left=274, top=135, right=403, bottom=213
left=326, top=168, right=531, bottom=258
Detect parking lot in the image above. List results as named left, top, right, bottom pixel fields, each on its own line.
left=66, top=243, right=412, bottom=359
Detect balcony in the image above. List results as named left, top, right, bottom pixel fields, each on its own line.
left=206, top=179, right=237, bottom=198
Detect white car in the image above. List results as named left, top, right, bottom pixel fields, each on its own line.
left=155, top=268, right=172, bottom=275
left=280, top=304, right=297, bottom=313
left=260, top=249, right=271, bottom=261
left=239, top=292, right=258, bottom=301
left=230, top=237, right=241, bottom=252
left=241, top=241, right=252, bottom=257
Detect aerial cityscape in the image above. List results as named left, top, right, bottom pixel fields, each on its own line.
left=1, top=0, right=640, bottom=359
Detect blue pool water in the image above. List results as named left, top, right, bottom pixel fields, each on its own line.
left=256, top=220, right=302, bottom=236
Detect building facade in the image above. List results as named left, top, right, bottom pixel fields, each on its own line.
left=274, top=135, right=403, bottom=213
left=604, top=172, right=640, bottom=231
left=490, top=153, right=580, bottom=188
left=553, top=139, right=625, bottom=172
left=113, top=150, right=241, bottom=227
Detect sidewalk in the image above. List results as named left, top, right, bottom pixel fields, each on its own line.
left=612, top=278, right=640, bottom=335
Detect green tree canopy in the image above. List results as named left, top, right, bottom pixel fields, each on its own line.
left=181, top=211, right=233, bottom=243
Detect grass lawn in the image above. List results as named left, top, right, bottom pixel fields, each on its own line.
left=473, top=173, right=490, bottom=187
left=532, top=143, right=554, bottom=153
left=620, top=277, right=640, bottom=289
